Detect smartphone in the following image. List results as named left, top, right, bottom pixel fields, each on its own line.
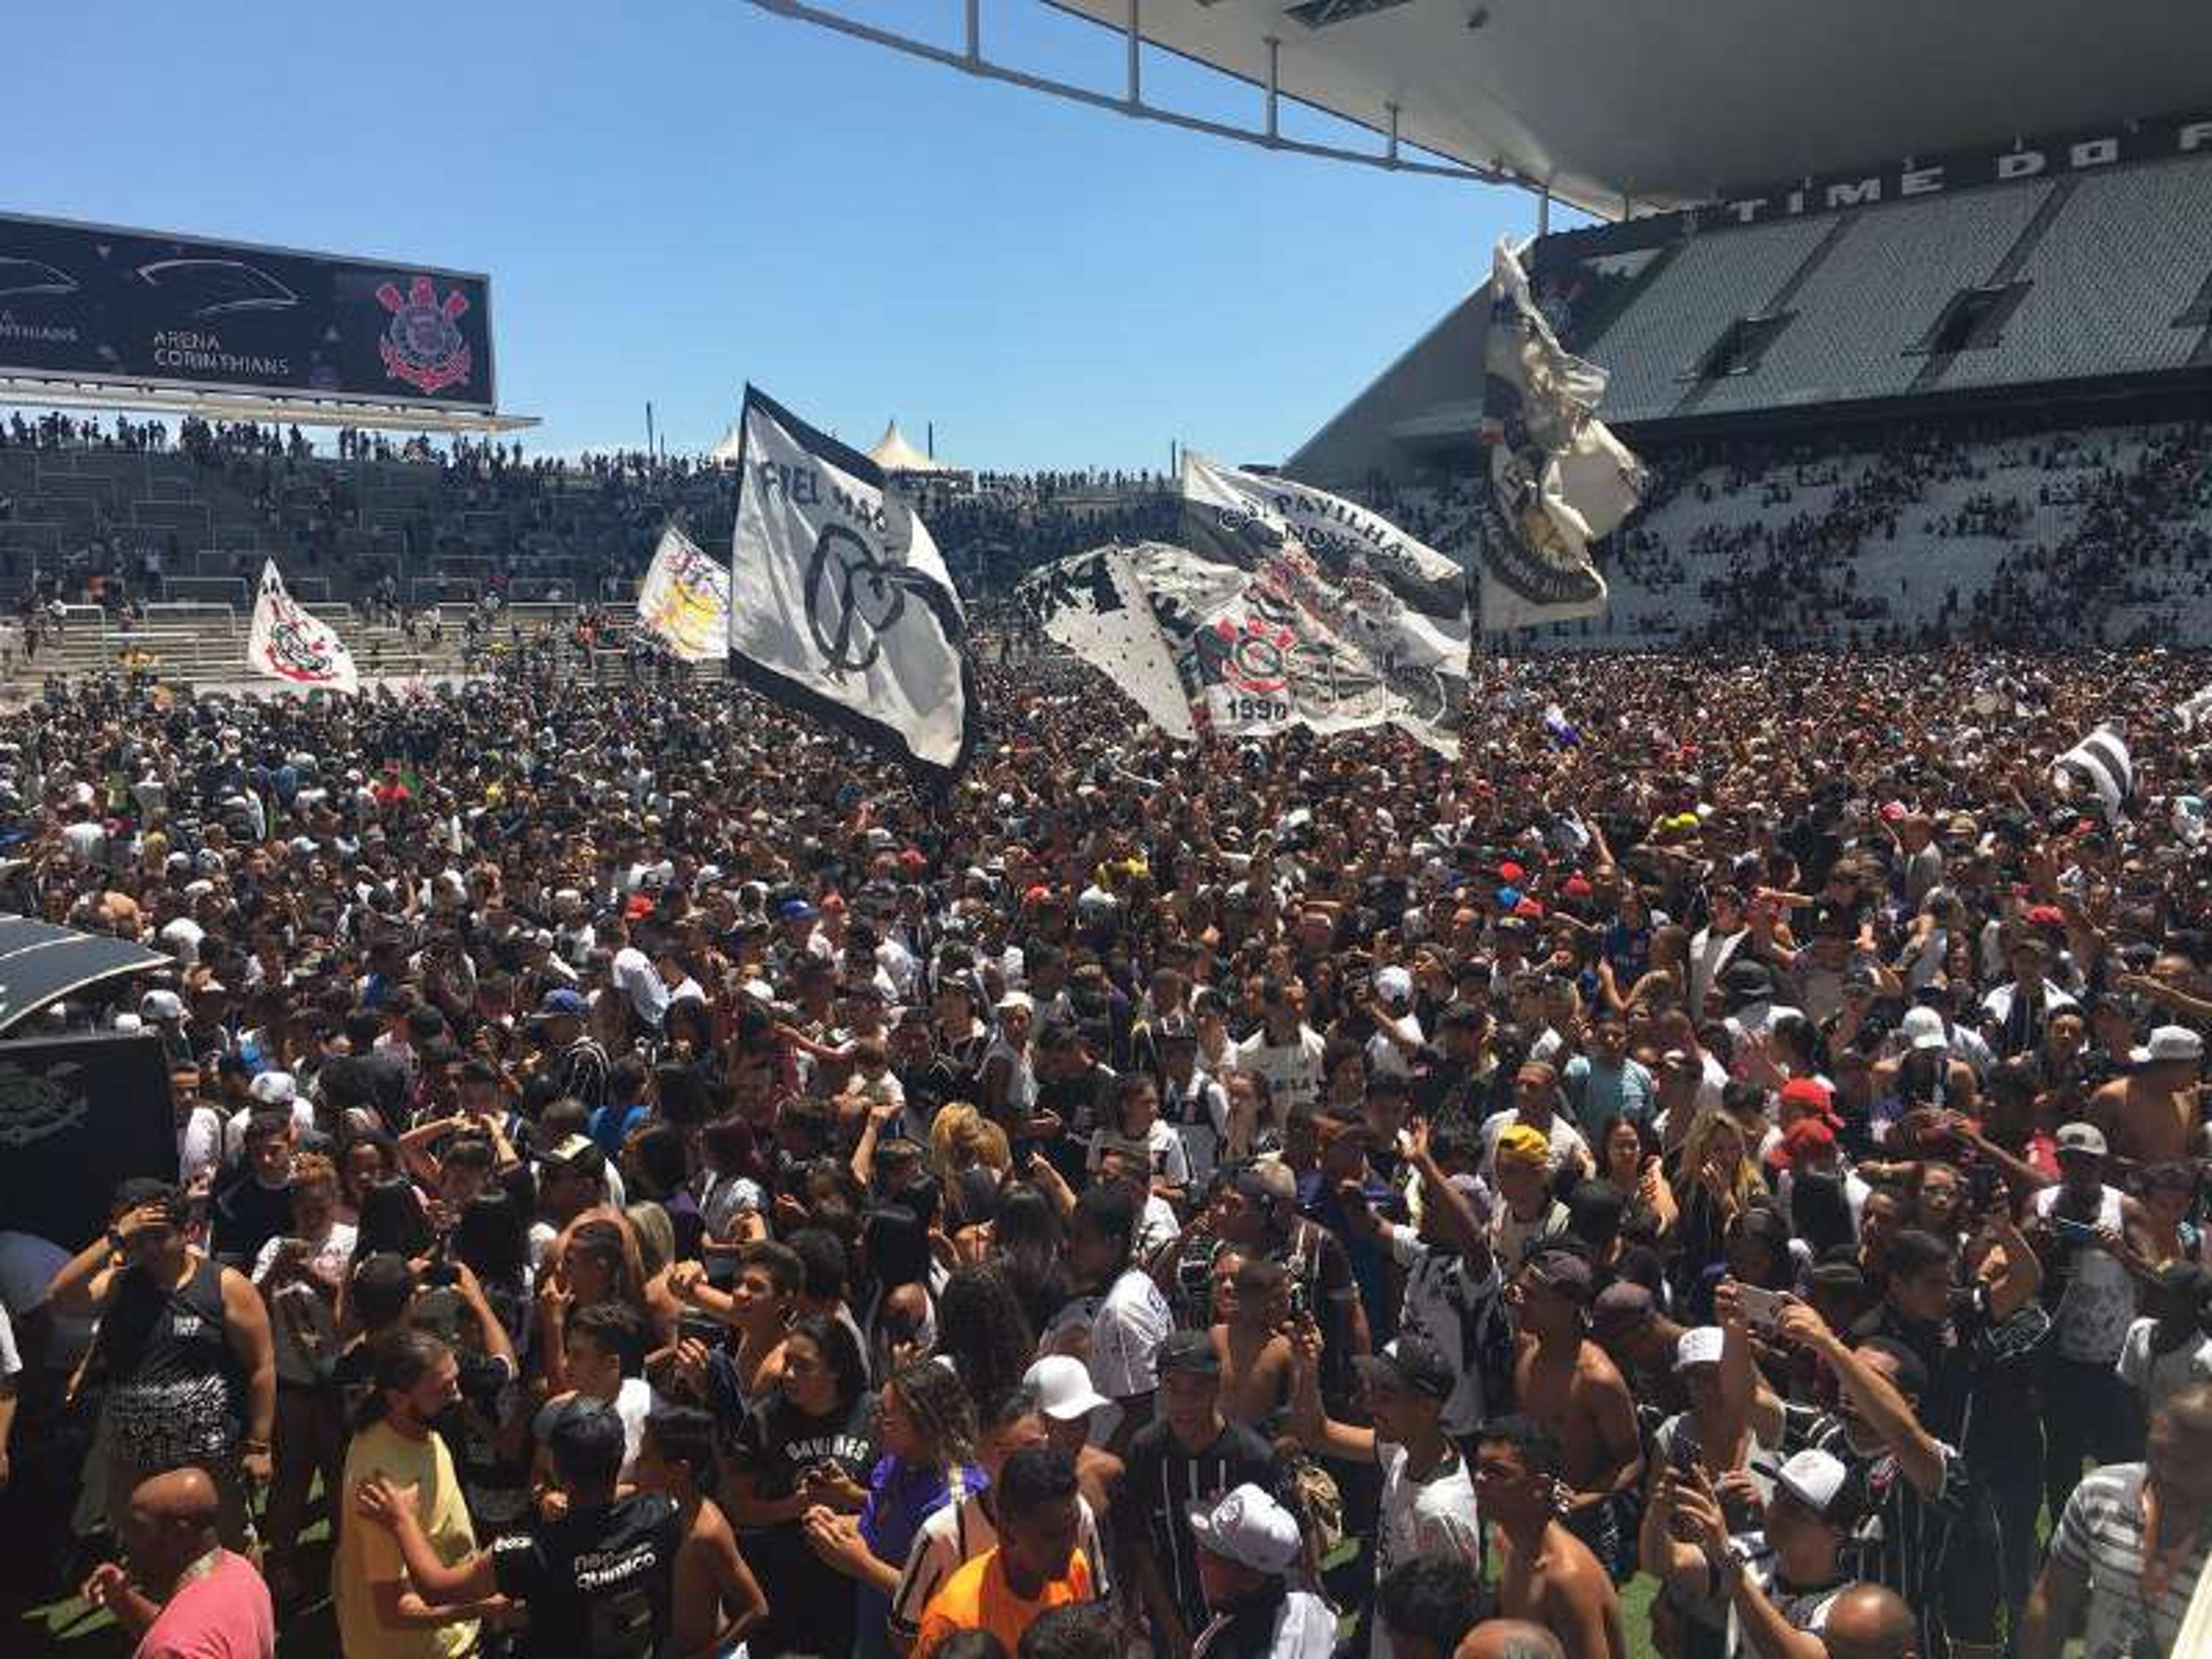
left=1669, top=1425, right=1703, bottom=1475
left=2051, top=1215, right=2101, bottom=1245
left=1735, top=1285, right=1783, bottom=1332
left=677, top=1311, right=722, bottom=1347
left=1287, top=1279, right=1311, bottom=1323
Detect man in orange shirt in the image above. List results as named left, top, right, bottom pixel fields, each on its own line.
left=916, top=1446, right=1095, bottom=1658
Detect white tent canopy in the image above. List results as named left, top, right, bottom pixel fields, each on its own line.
left=868, top=420, right=955, bottom=475
left=709, top=418, right=745, bottom=464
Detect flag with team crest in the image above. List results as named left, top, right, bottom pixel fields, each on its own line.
left=728, top=385, right=978, bottom=780
left=1172, top=452, right=1471, bottom=753
left=1476, top=237, right=1644, bottom=631
left=247, top=559, right=358, bottom=695
left=636, top=524, right=731, bottom=662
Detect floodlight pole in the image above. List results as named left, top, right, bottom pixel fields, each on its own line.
left=965, top=0, right=980, bottom=62
left=1387, top=103, right=1400, bottom=165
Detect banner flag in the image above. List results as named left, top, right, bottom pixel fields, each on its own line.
left=1017, top=546, right=1197, bottom=741
left=1476, top=237, right=1645, bottom=632
left=1172, top=453, right=1471, bottom=753
left=247, top=559, right=359, bottom=695
left=2052, top=726, right=2134, bottom=819
left=636, top=524, right=731, bottom=662
left=1121, top=539, right=1460, bottom=756
left=728, top=385, right=978, bottom=779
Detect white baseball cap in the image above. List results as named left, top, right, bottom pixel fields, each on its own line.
left=1675, top=1326, right=1726, bottom=1370
left=1023, top=1355, right=1110, bottom=1423
left=139, top=989, right=185, bottom=1022
left=1899, top=1006, right=1949, bottom=1052
left=1756, top=1447, right=1862, bottom=1527
left=1373, top=965, right=1414, bottom=1005
left=1187, top=1484, right=1302, bottom=1575
left=2145, top=1025, right=2205, bottom=1065
left=248, top=1070, right=298, bottom=1105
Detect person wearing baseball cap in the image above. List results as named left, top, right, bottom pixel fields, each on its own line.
left=1490, top=1123, right=1572, bottom=1269
left=1643, top=1444, right=1862, bottom=1658
left=1124, top=1330, right=1283, bottom=1653
left=1185, top=1483, right=1337, bottom=1658
left=532, top=986, right=611, bottom=1110
left=2100, top=1023, right=2206, bottom=1167
left=2031, top=1120, right=2157, bottom=1520
left=1289, top=1323, right=1481, bottom=1657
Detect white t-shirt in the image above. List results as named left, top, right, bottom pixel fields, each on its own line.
left=1088, top=1267, right=1173, bottom=1404
left=2117, top=1316, right=2212, bottom=1417
left=1371, top=1441, right=1482, bottom=1659
left=1234, top=1027, right=1327, bottom=1116
left=1387, top=1226, right=1501, bottom=1437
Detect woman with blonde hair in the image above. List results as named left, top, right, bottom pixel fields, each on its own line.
left=930, top=1101, right=1012, bottom=1187
left=1668, top=1086, right=1772, bottom=1306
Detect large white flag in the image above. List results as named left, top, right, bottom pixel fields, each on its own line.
left=728, top=386, right=978, bottom=779
left=1128, top=540, right=1463, bottom=755
left=1017, top=546, right=1196, bottom=741
left=636, top=524, right=730, bottom=662
left=1476, top=238, right=1644, bottom=632
left=1173, top=453, right=1470, bottom=753
left=247, top=560, right=358, bottom=695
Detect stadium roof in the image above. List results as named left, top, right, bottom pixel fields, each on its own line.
left=1048, top=2, right=2211, bottom=218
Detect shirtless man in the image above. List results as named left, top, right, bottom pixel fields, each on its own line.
left=2086, top=1024, right=2205, bottom=1171
left=1508, top=1249, right=1643, bottom=1580
left=1213, top=1256, right=1294, bottom=1429
left=668, top=1240, right=798, bottom=1406
left=633, top=1406, right=768, bottom=1656
left=1470, top=1416, right=1626, bottom=1659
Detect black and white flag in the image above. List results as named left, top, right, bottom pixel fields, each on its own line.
left=1476, top=237, right=1643, bottom=632
left=728, top=387, right=978, bottom=781
left=1016, top=546, right=1198, bottom=741
left=2052, top=726, right=2133, bottom=819
left=1173, top=453, right=1471, bottom=754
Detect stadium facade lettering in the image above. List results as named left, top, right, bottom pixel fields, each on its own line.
left=1544, top=111, right=2212, bottom=259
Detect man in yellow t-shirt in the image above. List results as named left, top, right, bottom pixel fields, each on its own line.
left=334, top=1331, right=497, bottom=1658
left=916, top=1446, right=1095, bottom=1658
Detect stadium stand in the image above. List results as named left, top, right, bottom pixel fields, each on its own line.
left=1688, top=183, right=2052, bottom=413
left=1941, top=157, right=2212, bottom=388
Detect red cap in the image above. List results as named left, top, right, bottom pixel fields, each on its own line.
left=2025, top=904, right=2066, bottom=928
left=1880, top=801, right=1908, bottom=823
left=1768, top=1115, right=1837, bottom=1168
left=1563, top=874, right=1594, bottom=899
left=1499, top=861, right=1527, bottom=884
left=898, top=848, right=928, bottom=872
left=1023, top=884, right=1054, bottom=906
left=624, top=892, right=655, bottom=919
left=1514, top=897, right=1546, bottom=919
left=1779, top=1075, right=1843, bottom=1128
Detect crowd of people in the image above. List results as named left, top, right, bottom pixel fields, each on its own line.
left=0, top=637, right=2209, bottom=1659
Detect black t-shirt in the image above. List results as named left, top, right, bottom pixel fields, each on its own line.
left=726, top=1391, right=876, bottom=1657
left=1119, top=1416, right=1285, bottom=1638
left=208, top=1172, right=294, bottom=1268
left=490, top=1492, right=683, bottom=1659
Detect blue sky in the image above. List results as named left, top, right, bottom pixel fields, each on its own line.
left=13, top=1, right=1554, bottom=470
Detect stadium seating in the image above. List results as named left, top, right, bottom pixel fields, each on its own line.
left=1578, top=158, right=2212, bottom=423
left=1691, top=183, right=2051, bottom=412
left=1942, top=157, right=2212, bottom=388
left=1580, top=218, right=1835, bottom=422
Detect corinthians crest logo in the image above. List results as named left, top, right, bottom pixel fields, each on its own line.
left=376, top=274, right=472, bottom=395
